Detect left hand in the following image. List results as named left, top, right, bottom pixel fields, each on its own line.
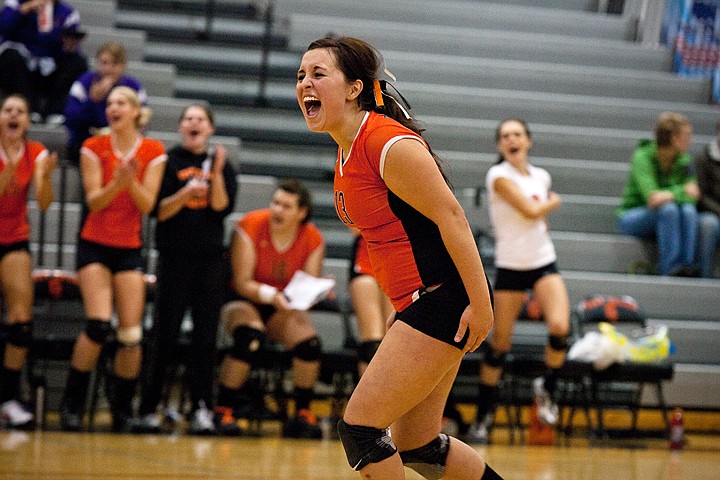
left=211, top=145, right=227, bottom=177
left=455, top=303, right=493, bottom=354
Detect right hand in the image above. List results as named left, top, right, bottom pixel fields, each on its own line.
left=89, top=76, right=116, bottom=102
left=113, top=159, right=137, bottom=188
left=648, top=191, right=674, bottom=208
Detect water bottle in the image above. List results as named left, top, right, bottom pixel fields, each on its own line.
left=669, top=408, right=684, bottom=450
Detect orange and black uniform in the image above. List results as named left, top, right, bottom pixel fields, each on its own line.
left=231, top=209, right=325, bottom=322
left=334, top=111, right=483, bottom=348
left=0, top=141, right=47, bottom=256
left=76, top=134, right=166, bottom=273
left=139, top=145, right=237, bottom=417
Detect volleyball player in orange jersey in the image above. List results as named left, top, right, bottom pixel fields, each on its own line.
left=214, top=179, right=326, bottom=438
left=59, top=86, right=166, bottom=432
left=0, top=93, right=56, bottom=429
left=297, top=37, right=502, bottom=479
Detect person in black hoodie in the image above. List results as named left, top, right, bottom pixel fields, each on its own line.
left=135, top=104, right=237, bottom=434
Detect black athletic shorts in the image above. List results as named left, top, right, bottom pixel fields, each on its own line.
left=224, top=290, right=277, bottom=325
left=396, top=274, right=493, bottom=351
left=0, top=240, right=29, bottom=262
left=75, top=238, right=144, bottom=273
left=493, top=262, right=559, bottom=292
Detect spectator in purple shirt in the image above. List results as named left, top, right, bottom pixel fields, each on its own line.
left=65, top=41, right=147, bottom=165
left=0, top=0, right=88, bottom=122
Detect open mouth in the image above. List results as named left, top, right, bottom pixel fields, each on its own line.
left=303, top=95, right=321, bottom=117
left=7, top=121, right=19, bottom=131
left=508, top=146, right=520, bottom=154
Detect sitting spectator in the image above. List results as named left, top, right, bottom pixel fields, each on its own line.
left=135, top=104, right=237, bottom=435
left=65, top=41, right=146, bottom=166
left=214, top=179, right=325, bottom=439
left=694, top=121, right=720, bottom=278
left=617, top=112, right=701, bottom=276
left=0, top=0, right=88, bottom=123
left=0, top=93, right=56, bottom=429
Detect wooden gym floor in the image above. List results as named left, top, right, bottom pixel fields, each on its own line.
left=2, top=411, right=719, bottom=480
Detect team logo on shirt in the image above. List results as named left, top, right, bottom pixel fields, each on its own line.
left=177, top=167, right=209, bottom=209
left=334, top=190, right=354, bottom=226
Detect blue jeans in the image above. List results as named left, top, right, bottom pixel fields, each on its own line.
left=618, top=202, right=698, bottom=275
left=697, top=211, right=720, bottom=278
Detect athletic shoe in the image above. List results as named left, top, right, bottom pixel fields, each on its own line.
left=111, top=411, right=138, bottom=433
left=533, top=377, right=559, bottom=426
left=282, top=409, right=322, bottom=439
left=0, top=400, right=33, bottom=429
left=213, top=406, right=243, bottom=436
left=133, top=413, right=163, bottom=434
left=59, top=398, right=83, bottom=432
left=188, top=402, right=217, bottom=435
left=465, top=412, right=493, bottom=444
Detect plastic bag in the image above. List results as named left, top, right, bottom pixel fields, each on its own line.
left=598, top=322, right=673, bottom=363
left=567, top=331, right=624, bottom=370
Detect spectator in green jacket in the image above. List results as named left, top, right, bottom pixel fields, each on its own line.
left=617, top=112, right=700, bottom=276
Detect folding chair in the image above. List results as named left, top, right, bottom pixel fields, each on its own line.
left=573, top=295, right=674, bottom=438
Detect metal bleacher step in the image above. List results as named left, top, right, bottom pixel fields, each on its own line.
left=287, top=13, right=673, bottom=71
left=274, top=0, right=635, bottom=41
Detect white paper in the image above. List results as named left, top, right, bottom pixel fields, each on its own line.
left=282, top=270, right=335, bottom=311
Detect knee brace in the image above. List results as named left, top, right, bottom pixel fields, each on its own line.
left=293, top=336, right=321, bottom=362
left=358, top=340, right=381, bottom=364
left=7, top=322, right=33, bottom=348
left=85, top=319, right=114, bottom=345
left=116, top=325, right=143, bottom=348
left=483, top=344, right=507, bottom=369
left=548, top=334, right=569, bottom=352
left=337, top=419, right=397, bottom=471
left=400, top=433, right=451, bottom=480
left=229, top=325, right=264, bottom=363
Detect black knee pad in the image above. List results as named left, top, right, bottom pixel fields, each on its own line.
left=400, top=433, right=450, bottom=480
left=229, top=325, right=264, bottom=363
left=548, top=334, right=569, bottom=352
left=293, top=336, right=321, bottom=362
left=7, top=322, right=33, bottom=348
left=85, top=318, right=114, bottom=345
left=483, top=344, right=507, bottom=369
left=358, top=340, right=381, bottom=364
left=337, top=419, right=397, bottom=471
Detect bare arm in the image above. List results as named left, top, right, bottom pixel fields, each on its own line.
left=208, top=145, right=230, bottom=212
left=81, top=153, right=130, bottom=212
left=383, top=139, right=493, bottom=352
left=127, top=157, right=166, bottom=214
left=0, top=160, right=17, bottom=196
left=493, top=176, right=561, bottom=220
left=33, top=151, right=56, bottom=211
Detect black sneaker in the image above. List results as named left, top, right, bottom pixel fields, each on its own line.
left=111, top=411, right=138, bottom=433
left=282, top=409, right=322, bottom=439
left=59, top=399, right=83, bottom=432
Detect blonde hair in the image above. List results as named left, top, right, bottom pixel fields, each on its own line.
left=108, top=85, right=152, bottom=129
left=655, top=112, right=690, bottom=147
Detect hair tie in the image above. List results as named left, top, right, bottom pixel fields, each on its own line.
left=373, top=79, right=385, bottom=110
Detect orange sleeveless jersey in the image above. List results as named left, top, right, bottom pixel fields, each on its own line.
left=334, top=111, right=458, bottom=311
left=0, top=141, right=48, bottom=244
left=352, top=234, right=373, bottom=276
left=239, top=209, right=324, bottom=290
left=80, top=135, right=166, bottom=248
